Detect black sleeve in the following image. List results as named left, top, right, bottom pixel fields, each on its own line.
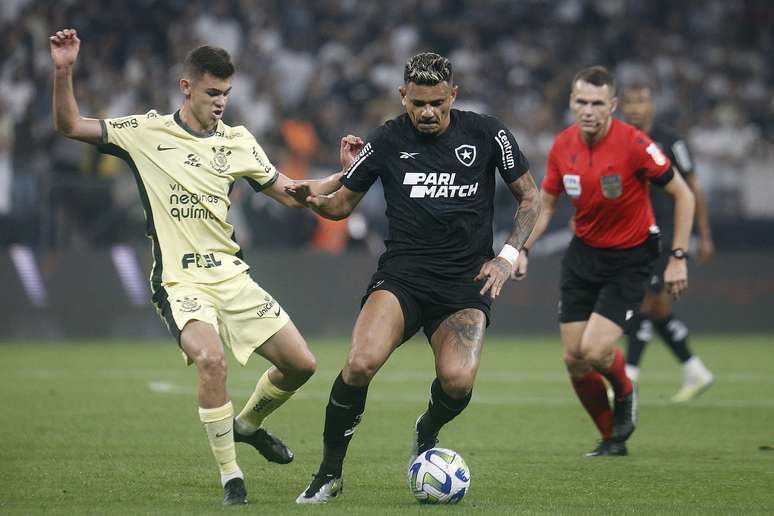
left=486, top=116, right=530, bottom=183
left=668, top=138, right=695, bottom=177
left=650, top=167, right=675, bottom=187
left=340, top=128, right=385, bottom=193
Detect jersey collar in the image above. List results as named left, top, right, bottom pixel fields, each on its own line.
left=576, top=117, right=617, bottom=148
left=174, top=110, right=219, bottom=138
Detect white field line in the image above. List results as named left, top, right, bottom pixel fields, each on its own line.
left=146, top=380, right=774, bottom=408
left=16, top=368, right=774, bottom=384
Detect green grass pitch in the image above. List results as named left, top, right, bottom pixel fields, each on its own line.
left=1, top=335, right=772, bottom=515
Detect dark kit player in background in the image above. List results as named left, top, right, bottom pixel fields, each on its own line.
left=621, top=83, right=715, bottom=402
left=287, top=52, right=540, bottom=504
left=515, top=67, right=695, bottom=456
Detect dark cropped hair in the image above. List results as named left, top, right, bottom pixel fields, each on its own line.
left=183, top=45, right=235, bottom=80
left=404, top=52, right=453, bottom=86
left=572, top=66, right=616, bottom=95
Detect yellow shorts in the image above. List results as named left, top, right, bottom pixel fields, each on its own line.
left=153, top=272, right=290, bottom=366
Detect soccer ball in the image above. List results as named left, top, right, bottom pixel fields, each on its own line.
left=408, top=447, right=470, bottom=504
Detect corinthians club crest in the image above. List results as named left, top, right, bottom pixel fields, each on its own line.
left=177, top=296, right=201, bottom=313
left=210, top=146, right=232, bottom=173
left=455, top=144, right=476, bottom=167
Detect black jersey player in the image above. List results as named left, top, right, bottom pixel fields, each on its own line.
left=621, top=83, right=715, bottom=402
left=288, top=52, right=540, bottom=504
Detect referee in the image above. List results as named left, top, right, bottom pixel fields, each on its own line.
left=517, top=67, right=695, bottom=456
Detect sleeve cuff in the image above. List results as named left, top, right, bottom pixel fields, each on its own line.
left=245, top=170, right=279, bottom=192
left=650, top=167, right=675, bottom=187
left=99, top=119, right=108, bottom=145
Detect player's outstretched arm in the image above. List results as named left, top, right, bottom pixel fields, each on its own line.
left=50, top=29, right=101, bottom=144
left=265, top=135, right=364, bottom=208
left=662, top=171, right=695, bottom=298
left=283, top=182, right=364, bottom=220
left=305, top=134, right=364, bottom=196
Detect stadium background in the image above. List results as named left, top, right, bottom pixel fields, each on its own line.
left=0, top=0, right=772, bottom=337
left=1, top=2, right=773, bottom=515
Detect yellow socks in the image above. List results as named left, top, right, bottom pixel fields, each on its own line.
left=198, top=401, right=242, bottom=486
left=235, top=369, right=296, bottom=435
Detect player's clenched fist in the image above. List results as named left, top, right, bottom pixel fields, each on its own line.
left=50, top=28, right=81, bottom=68
left=340, top=135, right=364, bottom=171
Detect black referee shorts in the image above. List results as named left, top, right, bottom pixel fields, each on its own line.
left=361, top=271, right=492, bottom=343
left=559, top=236, right=659, bottom=331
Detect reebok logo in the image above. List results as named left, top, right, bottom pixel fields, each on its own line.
left=400, top=152, right=419, bottom=159
left=403, top=172, right=479, bottom=199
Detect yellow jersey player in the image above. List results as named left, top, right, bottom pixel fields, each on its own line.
left=50, top=28, right=363, bottom=505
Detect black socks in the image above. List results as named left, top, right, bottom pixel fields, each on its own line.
left=419, top=378, right=472, bottom=438
left=320, top=372, right=368, bottom=476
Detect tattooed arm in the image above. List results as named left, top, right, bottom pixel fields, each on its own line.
left=503, top=172, right=541, bottom=250
left=475, top=171, right=541, bottom=299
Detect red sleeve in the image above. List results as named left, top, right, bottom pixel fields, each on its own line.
left=542, top=143, right=563, bottom=195
left=633, top=129, right=672, bottom=181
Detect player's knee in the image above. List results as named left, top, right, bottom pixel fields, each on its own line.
left=293, top=352, right=317, bottom=383
left=438, top=373, right=474, bottom=399
left=563, top=352, right=590, bottom=376
left=344, top=355, right=379, bottom=385
left=195, top=351, right=227, bottom=380
left=563, top=350, right=584, bottom=368
left=582, top=345, right=613, bottom=368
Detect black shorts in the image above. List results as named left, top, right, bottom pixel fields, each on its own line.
left=559, top=235, right=659, bottom=331
left=361, top=271, right=491, bottom=343
left=647, top=231, right=671, bottom=293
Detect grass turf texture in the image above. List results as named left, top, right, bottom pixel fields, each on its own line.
left=1, top=336, right=772, bottom=515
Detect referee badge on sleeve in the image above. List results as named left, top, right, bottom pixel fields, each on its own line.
left=600, top=174, right=622, bottom=199
left=563, top=174, right=581, bottom=198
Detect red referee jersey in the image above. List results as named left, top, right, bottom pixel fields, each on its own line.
left=543, top=118, right=673, bottom=249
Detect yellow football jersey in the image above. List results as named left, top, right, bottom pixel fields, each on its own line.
left=99, top=110, right=278, bottom=291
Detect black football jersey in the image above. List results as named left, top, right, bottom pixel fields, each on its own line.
left=341, top=109, right=529, bottom=280
left=648, top=125, right=695, bottom=234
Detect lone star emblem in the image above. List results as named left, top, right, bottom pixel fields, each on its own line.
left=454, top=144, right=477, bottom=167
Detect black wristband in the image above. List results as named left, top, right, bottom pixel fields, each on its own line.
left=670, top=248, right=688, bottom=259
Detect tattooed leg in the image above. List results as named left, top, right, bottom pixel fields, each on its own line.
left=413, top=309, right=486, bottom=446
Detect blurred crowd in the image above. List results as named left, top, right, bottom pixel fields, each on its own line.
left=1, top=0, right=772, bottom=252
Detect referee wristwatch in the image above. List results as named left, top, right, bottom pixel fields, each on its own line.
left=670, top=248, right=688, bottom=259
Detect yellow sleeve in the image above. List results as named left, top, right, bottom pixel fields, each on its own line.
left=242, top=137, right=279, bottom=192
left=100, top=110, right=158, bottom=151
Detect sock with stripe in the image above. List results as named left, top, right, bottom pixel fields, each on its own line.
left=235, top=369, right=296, bottom=435
left=199, top=401, right=243, bottom=486
left=319, top=372, right=368, bottom=476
